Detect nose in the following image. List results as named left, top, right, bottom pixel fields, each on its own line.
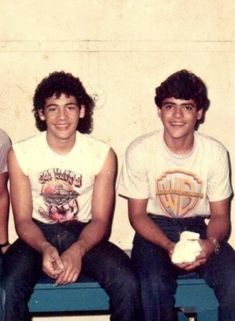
left=58, top=107, right=67, bottom=119
left=173, top=106, right=183, bottom=118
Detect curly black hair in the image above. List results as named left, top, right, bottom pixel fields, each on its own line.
left=33, top=71, right=94, bottom=133
left=155, top=70, right=210, bottom=111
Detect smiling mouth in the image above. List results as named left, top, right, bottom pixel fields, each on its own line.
left=55, top=124, right=69, bottom=129
left=171, top=123, right=185, bottom=126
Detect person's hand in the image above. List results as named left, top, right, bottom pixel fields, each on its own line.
left=173, top=260, right=200, bottom=271
left=197, top=238, right=216, bottom=263
left=169, top=243, right=198, bottom=270
left=55, top=243, right=83, bottom=285
left=172, top=239, right=215, bottom=271
left=42, top=244, right=64, bottom=279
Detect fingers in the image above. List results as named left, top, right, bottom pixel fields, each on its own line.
left=51, top=255, right=65, bottom=273
left=42, top=264, right=59, bottom=279
left=174, top=253, right=206, bottom=271
left=55, top=260, right=80, bottom=285
left=42, top=248, right=64, bottom=279
left=55, top=269, right=79, bottom=285
left=180, top=260, right=203, bottom=271
left=174, top=261, right=196, bottom=270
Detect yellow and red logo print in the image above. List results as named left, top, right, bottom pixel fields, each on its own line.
left=156, top=170, right=203, bottom=217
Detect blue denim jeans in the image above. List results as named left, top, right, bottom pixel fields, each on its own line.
left=132, top=215, right=235, bottom=321
left=2, top=220, right=141, bottom=321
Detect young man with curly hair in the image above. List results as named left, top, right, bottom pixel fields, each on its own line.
left=3, top=71, right=141, bottom=321
left=119, top=70, right=235, bottom=321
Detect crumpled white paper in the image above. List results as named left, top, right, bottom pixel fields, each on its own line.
left=171, top=231, right=202, bottom=264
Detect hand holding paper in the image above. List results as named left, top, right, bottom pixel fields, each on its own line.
left=171, top=231, right=202, bottom=264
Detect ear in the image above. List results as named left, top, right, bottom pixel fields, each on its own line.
left=79, top=105, right=85, bottom=119
left=197, top=109, right=204, bottom=120
left=157, top=108, right=162, bottom=119
left=38, top=109, right=46, bottom=121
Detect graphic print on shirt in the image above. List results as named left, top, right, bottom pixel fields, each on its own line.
left=38, top=168, right=82, bottom=223
left=156, top=170, right=203, bottom=217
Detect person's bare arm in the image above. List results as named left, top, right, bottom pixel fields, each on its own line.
left=56, top=148, right=117, bottom=284
left=197, top=199, right=230, bottom=262
left=0, top=172, right=10, bottom=253
left=128, top=198, right=175, bottom=254
left=206, top=198, right=230, bottom=241
left=8, top=148, right=64, bottom=277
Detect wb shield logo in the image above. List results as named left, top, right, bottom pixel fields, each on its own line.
left=156, top=171, right=203, bottom=217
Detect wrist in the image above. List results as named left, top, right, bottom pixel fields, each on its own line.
left=74, top=240, right=86, bottom=257
left=208, top=237, right=220, bottom=254
left=163, top=239, right=175, bottom=254
left=40, top=241, right=53, bottom=253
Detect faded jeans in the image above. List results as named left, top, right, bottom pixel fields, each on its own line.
left=3, top=220, right=141, bottom=321
left=132, top=215, right=235, bottom=321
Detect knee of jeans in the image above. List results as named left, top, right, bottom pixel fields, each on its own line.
left=110, top=268, right=140, bottom=301
left=125, top=272, right=140, bottom=296
left=121, top=268, right=139, bottom=291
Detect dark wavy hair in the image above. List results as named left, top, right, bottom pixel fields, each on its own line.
left=33, top=71, right=94, bottom=133
left=155, top=70, right=210, bottom=111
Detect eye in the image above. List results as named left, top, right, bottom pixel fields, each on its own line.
left=183, top=105, right=193, bottom=111
left=66, top=105, right=77, bottom=111
left=163, top=104, right=174, bottom=110
left=47, top=106, right=57, bottom=112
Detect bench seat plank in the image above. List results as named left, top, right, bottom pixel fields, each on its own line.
left=28, top=276, right=219, bottom=321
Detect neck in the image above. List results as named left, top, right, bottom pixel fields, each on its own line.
left=46, top=134, right=76, bottom=155
left=163, top=133, right=194, bottom=155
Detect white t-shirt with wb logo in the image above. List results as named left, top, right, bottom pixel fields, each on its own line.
left=119, top=130, right=232, bottom=218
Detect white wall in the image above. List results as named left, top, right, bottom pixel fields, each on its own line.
left=0, top=1, right=235, bottom=320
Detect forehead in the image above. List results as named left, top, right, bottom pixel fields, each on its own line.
left=45, top=93, right=78, bottom=106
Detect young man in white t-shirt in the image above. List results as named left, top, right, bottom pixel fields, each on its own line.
left=3, top=71, right=141, bottom=321
left=119, top=70, right=235, bottom=321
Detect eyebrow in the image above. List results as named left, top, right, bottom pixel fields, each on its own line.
left=44, top=102, right=79, bottom=108
left=162, top=101, right=196, bottom=107
left=181, top=102, right=196, bottom=107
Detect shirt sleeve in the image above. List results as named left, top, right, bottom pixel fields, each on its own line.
left=93, top=141, right=110, bottom=176
left=119, top=140, right=149, bottom=199
left=0, top=131, right=11, bottom=173
left=207, top=146, right=232, bottom=202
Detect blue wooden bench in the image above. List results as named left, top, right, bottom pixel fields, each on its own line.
left=28, top=274, right=219, bottom=321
